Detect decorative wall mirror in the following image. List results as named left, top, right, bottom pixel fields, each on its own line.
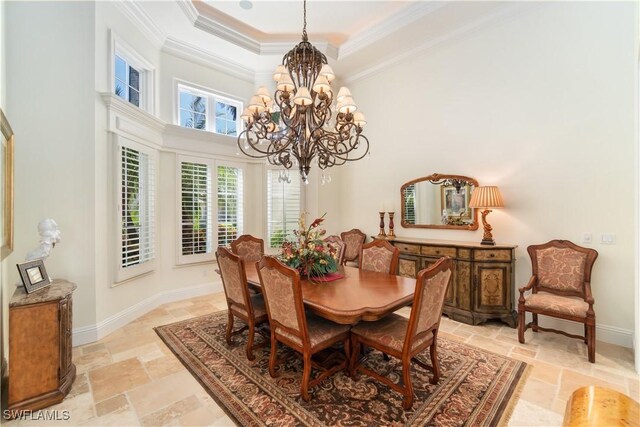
left=401, top=173, right=479, bottom=230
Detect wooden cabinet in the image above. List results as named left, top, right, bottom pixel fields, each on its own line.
left=8, top=280, right=76, bottom=413
left=389, top=237, right=517, bottom=327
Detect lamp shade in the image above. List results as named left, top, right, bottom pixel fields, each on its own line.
left=468, top=186, right=504, bottom=209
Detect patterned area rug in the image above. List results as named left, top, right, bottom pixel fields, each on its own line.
left=155, top=312, right=528, bottom=427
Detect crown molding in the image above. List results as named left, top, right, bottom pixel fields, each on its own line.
left=162, top=37, right=255, bottom=83
left=344, top=3, right=540, bottom=85
left=177, top=0, right=199, bottom=24
left=193, top=11, right=262, bottom=54
left=101, top=93, right=166, bottom=133
left=113, top=0, right=166, bottom=48
left=338, top=2, right=446, bottom=60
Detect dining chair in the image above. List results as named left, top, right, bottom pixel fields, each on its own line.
left=230, top=234, right=264, bottom=263
left=340, top=228, right=366, bottom=266
left=324, top=235, right=346, bottom=266
left=257, top=256, right=351, bottom=402
left=518, top=240, right=598, bottom=362
left=349, top=257, right=454, bottom=410
left=359, top=239, right=400, bottom=275
left=216, top=247, right=268, bottom=360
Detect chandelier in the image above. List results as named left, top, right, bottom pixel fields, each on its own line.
left=237, top=0, right=369, bottom=184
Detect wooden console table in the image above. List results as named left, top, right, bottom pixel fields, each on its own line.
left=8, top=280, right=76, bottom=413
left=386, top=237, right=517, bottom=327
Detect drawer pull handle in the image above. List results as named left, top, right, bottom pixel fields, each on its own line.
left=490, top=253, right=495, bottom=258
left=435, top=250, right=440, bottom=254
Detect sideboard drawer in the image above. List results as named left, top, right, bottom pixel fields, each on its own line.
left=474, top=249, right=512, bottom=261
left=394, top=242, right=421, bottom=254
left=421, top=246, right=457, bottom=258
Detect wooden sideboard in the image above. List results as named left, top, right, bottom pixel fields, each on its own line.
left=386, top=237, right=517, bottom=327
left=8, top=280, right=76, bottom=413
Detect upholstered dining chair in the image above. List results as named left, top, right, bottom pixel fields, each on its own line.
left=230, top=234, right=264, bottom=263
left=518, top=240, right=598, bottom=362
left=340, top=228, right=366, bottom=266
left=216, top=247, right=268, bottom=361
left=257, top=256, right=351, bottom=402
left=359, top=239, right=400, bottom=275
left=349, top=257, right=454, bottom=410
left=324, top=235, right=346, bottom=266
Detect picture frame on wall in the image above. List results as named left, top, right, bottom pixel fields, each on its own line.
left=1, top=108, right=14, bottom=259
left=17, top=259, right=52, bottom=294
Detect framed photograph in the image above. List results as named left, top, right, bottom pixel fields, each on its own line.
left=441, top=185, right=472, bottom=220
left=1, top=108, right=14, bottom=259
left=17, top=259, right=52, bottom=294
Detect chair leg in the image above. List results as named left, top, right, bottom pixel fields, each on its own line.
left=429, top=342, right=440, bottom=385
left=225, top=311, right=234, bottom=345
left=587, top=325, right=596, bottom=363
left=268, top=332, right=279, bottom=378
left=246, top=320, right=256, bottom=361
left=532, top=313, right=539, bottom=332
left=584, top=324, right=588, bottom=344
left=518, top=310, right=526, bottom=344
left=401, top=355, right=414, bottom=410
left=301, top=353, right=312, bottom=402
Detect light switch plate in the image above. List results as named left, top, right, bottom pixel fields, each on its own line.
left=582, top=233, right=592, bottom=244
left=600, top=233, right=616, bottom=244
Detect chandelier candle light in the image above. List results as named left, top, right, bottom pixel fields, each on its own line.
left=237, top=0, right=369, bottom=184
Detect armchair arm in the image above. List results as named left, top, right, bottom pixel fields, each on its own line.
left=584, top=282, right=595, bottom=317
left=518, top=276, right=537, bottom=304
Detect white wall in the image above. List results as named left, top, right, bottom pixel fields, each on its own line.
left=335, top=2, right=637, bottom=344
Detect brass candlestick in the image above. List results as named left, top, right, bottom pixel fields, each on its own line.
left=388, top=211, right=396, bottom=239
left=377, top=212, right=387, bottom=238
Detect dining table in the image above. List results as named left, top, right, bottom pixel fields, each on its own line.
left=244, top=264, right=417, bottom=325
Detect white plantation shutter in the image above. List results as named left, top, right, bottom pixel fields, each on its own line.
left=181, top=161, right=212, bottom=256
left=120, top=146, right=155, bottom=270
left=267, top=170, right=301, bottom=248
left=217, top=166, right=243, bottom=246
left=403, top=184, right=416, bottom=225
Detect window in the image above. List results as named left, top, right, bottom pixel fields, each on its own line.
left=118, top=143, right=156, bottom=282
left=217, top=166, right=243, bottom=246
left=176, top=83, right=242, bottom=137
left=115, top=55, right=141, bottom=107
left=267, top=170, right=302, bottom=248
left=403, top=184, right=416, bottom=225
left=178, top=158, right=244, bottom=264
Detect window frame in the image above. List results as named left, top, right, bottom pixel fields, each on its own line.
left=174, top=80, right=243, bottom=137
left=176, top=156, right=246, bottom=266
left=265, top=168, right=304, bottom=249
left=109, top=30, right=156, bottom=114
left=115, top=137, right=158, bottom=284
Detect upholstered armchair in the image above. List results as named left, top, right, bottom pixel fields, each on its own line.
left=518, top=240, right=598, bottom=362
left=350, top=257, right=454, bottom=409
left=324, top=235, right=346, bottom=266
left=359, top=239, right=400, bottom=275
left=215, top=247, right=268, bottom=360
left=340, top=229, right=366, bottom=266
left=230, top=234, right=264, bottom=263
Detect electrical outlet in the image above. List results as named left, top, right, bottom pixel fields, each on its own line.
left=582, top=233, right=592, bottom=244
left=600, top=233, right=616, bottom=245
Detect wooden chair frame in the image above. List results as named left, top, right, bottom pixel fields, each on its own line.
left=257, top=256, right=351, bottom=401
left=517, top=240, right=598, bottom=362
left=216, top=247, right=268, bottom=360
left=349, top=257, right=454, bottom=409
left=359, top=239, right=400, bottom=275
left=340, top=229, right=366, bottom=265
left=230, top=234, right=265, bottom=262
left=324, top=235, right=346, bottom=266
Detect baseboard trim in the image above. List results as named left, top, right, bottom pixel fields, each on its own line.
left=535, top=315, right=633, bottom=348
left=72, top=281, right=222, bottom=346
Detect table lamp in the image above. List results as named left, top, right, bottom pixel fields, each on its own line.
left=468, top=186, right=504, bottom=245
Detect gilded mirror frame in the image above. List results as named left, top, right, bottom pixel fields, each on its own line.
left=400, top=173, right=479, bottom=230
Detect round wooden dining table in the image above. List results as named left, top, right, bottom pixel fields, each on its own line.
left=244, top=265, right=417, bottom=325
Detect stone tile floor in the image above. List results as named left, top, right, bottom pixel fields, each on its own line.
left=4, top=292, right=638, bottom=426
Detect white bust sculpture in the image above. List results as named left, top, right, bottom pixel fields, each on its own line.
left=25, top=218, right=61, bottom=261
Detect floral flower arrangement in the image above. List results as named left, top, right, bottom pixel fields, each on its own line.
left=280, top=213, right=339, bottom=278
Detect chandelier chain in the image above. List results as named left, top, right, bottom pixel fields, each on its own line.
left=302, top=0, right=308, bottom=42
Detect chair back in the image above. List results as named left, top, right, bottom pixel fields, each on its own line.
left=405, top=257, right=454, bottom=349
left=528, top=240, right=598, bottom=297
left=340, top=229, right=366, bottom=262
left=216, top=247, right=252, bottom=313
left=231, top=234, right=264, bottom=263
left=359, top=239, right=399, bottom=274
left=324, top=235, right=346, bottom=266
left=257, top=256, right=308, bottom=345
